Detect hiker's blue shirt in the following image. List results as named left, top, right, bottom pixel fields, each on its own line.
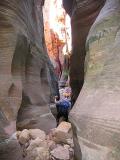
left=56, top=99, right=71, bottom=113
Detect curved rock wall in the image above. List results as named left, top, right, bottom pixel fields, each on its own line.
left=69, top=0, right=120, bottom=159
left=67, top=0, right=105, bottom=103
left=0, top=0, right=58, bottom=159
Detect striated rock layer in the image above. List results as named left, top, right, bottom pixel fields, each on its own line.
left=0, top=0, right=58, bottom=159
left=64, top=0, right=105, bottom=102
left=64, top=0, right=120, bottom=159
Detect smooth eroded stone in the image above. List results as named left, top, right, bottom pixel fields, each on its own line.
left=0, top=139, right=23, bottom=160
left=0, top=0, right=58, bottom=158
left=52, top=122, right=72, bottom=143
left=19, top=129, right=30, bottom=145
left=50, top=145, right=70, bottom=160
left=27, top=137, right=47, bottom=152
left=69, top=0, right=120, bottom=160
left=57, top=122, right=72, bottom=133
left=29, top=129, right=46, bottom=140
left=27, top=146, right=50, bottom=160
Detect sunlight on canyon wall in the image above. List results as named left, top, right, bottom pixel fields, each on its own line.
left=43, top=0, right=71, bottom=78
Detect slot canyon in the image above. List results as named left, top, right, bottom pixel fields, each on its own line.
left=0, top=0, right=120, bottom=160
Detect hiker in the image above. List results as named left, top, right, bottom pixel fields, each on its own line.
left=55, top=96, right=71, bottom=126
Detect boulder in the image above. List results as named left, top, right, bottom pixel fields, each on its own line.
left=29, top=129, right=46, bottom=140
left=50, top=145, right=70, bottom=160
left=27, top=146, right=50, bottom=160
left=66, top=138, right=74, bottom=147
left=16, top=131, right=21, bottom=139
left=52, top=122, right=72, bottom=143
left=26, top=137, right=49, bottom=160
left=19, top=129, right=30, bottom=145
left=57, top=122, right=72, bottom=133
left=47, top=140, right=56, bottom=151
left=64, top=144, right=71, bottom=150
left=27, top=137, right=47, bottom=152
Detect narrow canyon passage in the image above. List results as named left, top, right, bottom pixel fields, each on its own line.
left=43, top=0, right=72, bottom=88
left=0, top=0, right=120, bottom=160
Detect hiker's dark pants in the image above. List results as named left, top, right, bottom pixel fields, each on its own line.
left=56, top=104, right=68, bottom=125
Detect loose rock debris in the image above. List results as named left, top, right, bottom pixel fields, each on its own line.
left=16, top=122, right=74, bottom=160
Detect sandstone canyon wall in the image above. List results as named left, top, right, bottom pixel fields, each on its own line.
left=63, top=0, right=120, bottom=159
left=43, top=0, right=72, bottom=85
left=64, top=0, right=105, bottom=103
left=0, top=0, right=58, bottom=159
left=43, top=0, right=64, bottom=79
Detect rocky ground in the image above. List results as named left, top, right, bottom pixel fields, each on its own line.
left=16, top=122, right=74, bottom=160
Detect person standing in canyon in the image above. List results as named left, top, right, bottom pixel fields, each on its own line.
left=55, top=94, right=71, bottom=126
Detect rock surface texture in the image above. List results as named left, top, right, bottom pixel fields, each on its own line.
left=0, top=0, right=58, bottom=159
left=64, top=0, right=105, bottom=102
left=16, top=122, right=74, bottom=160
left=63, top=0, right=120, bottom=160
